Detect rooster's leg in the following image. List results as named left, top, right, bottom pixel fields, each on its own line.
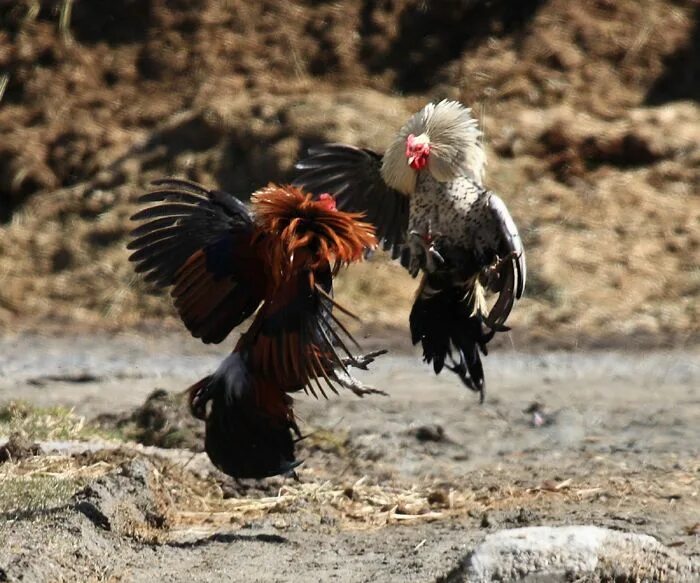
left=332, top=369, right=388, bottom=397
left=406, top=231, right=427, bottom=277
left=341, top=349, right=388, bottom=371
left=480, top=250, right=519, bottom=288
left=407, top=231, right=445, bottom=276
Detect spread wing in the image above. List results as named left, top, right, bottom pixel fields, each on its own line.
left=293, top=144, right=408, bottom=259
left=484, top=193, right=526, bottom=327
left=128, top=178, right=266, bottom=344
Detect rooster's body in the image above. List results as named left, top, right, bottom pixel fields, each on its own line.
left=129, top=180, right=381, bottom=478
left=294, top=100, right=526, bottom=400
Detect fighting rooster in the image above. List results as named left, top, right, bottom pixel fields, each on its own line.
left=128, top=179, right=383, bottom=479
left=293, top=100, right=526, bottom=401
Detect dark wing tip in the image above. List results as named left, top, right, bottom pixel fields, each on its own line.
left=515, top=249, right=526, bottom=299
left=486, top=193, right=526, bottom=321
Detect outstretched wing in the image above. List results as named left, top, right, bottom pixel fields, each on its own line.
left=128, top=178, right=266, bottom=344
left=293, top=144, right=408, bottom=259
left=484, top=193, right=526, bottom=327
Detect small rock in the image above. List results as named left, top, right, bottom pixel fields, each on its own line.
left=0, top=433, right=42, bottom=463
left=412, top=424, right=446, bottom=442
left=73, top=458, right=171, bottom=538
left=463, top=526, right=698, bottom=582
left=523, top=401, right=554, bottom=427
left=427, top=490, right=448, bottom=507
left=480, top=513, right=492, bottom=528
left=514, top=507, right=536, bottom=525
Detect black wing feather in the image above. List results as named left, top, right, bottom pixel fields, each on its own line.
left=484, top=193, right=526, bottom=327
left=129, top=179, right=253, bottom=288
left=129, top=178, right=262, bottom=343
left=293, top=144, right=408, bottom=258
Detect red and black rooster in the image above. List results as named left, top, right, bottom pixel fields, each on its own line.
left=128, top=179, right=383, bottom=479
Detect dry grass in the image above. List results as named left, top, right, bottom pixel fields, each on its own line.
left=0, top=417, right=697, bottom=543
left=0, top=401, right=93, bottom=441
left=166, top=467, right=699, bottom=533
left=0, top=401, right=135, bottom=446
left=5, top=448, right=695, bottom=536
left=0, top=454, right=113, bottom=517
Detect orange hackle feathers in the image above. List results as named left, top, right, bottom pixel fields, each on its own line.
left=252, top=184, right=377, bottom=283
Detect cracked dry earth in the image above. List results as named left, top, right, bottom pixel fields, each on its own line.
left=0, top=333, right=698, bottom=581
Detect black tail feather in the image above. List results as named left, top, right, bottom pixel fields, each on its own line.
left=409, top=278, right=496, bottom=402
left=189, top=353, right=300, bottom=479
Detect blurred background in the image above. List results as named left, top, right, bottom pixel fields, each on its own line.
left=0, top=0, right=697, bottom=348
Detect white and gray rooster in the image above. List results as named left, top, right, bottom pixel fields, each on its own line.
left=293, top=100, right=526, bottom=401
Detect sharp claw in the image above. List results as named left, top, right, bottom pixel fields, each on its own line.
left=425, top=245, right=445, bottom=272
left=341, top=349, right=388, bottom=370
left=430, top=245, right=444, bottom=262
left=349, top=384, right=388, bottom=397
left=481, top=251, right=517, bottom=287
left=413, top=265, right=422, bottom=278
left=407, top=230, right=447, bottom=275
left=332, top=368, right=388, bottom=397
left=444, top=362, right=484, bottom=402
left=407, top=241, right=425, bottom=277
left=285, top=467, right=302, bottom=482
left=497, top=251, right=518, bottom=271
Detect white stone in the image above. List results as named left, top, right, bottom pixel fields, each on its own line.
left=463, top=525, right=698, bottom=582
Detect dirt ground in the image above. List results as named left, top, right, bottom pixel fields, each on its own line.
left=0, top=0, right=698, bottom=346
left=0, top=333, right=697, bottom=581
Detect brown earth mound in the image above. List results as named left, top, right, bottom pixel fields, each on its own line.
left=95, top=388, right=205, bottom=451
left=0, top=0, right=698, bottom=347
left=0, top=432, right=42, bottom=463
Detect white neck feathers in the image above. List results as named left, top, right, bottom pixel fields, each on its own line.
left=381, top=100, right=486, bottom=195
